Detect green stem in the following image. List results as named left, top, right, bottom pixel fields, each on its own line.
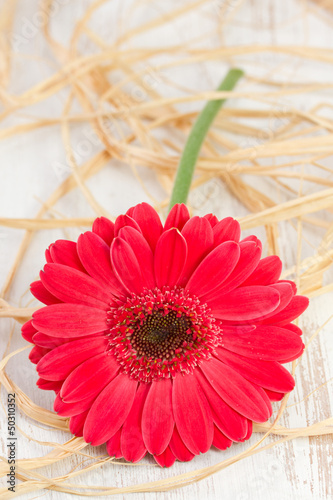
left=168, top=68, right=244, bottom=211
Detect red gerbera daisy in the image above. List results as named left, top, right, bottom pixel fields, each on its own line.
left=22, top=203, right=308, bottom=467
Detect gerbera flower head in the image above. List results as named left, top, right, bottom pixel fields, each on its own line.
left=22, top=203, right=308, bottom=467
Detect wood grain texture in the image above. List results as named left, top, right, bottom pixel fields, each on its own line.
left=0, top=0, right=332, bottom=498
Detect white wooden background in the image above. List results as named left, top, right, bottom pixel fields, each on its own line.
left=0, top=0, right=333, bottom=499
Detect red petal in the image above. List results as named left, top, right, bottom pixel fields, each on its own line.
left=164, top=204, right=190, bottom=232
left=54, top=393, right=93, bottom=417
left=21, top=320, right=37, bottom=343
left=92, top=217, right=114, bottom=246
left=32, top=332, right=71, bottom=348
left=222, top=325, right=304, bottom=361
left=278, top=344, right=305, bottom=363
left=213, top=217, right=241, bottom=245
left=278, top=279, right=297, bottom=294
left=131, top=202, right=163, bottom=251
left=172, top=374, right=213, bottom=455
left=32, top=304, right=107, bottom=337
left=204, top=213, right=219, bottom=227
left=255, top=283, right=294, bottom=323
left=216, top=348, right=295, bottom=393
left=186, top=241, right=240, bottom=297
left=241, top=256, right=282, bottom=286
left=84, top=373, right=138, bottom=446
left=255, top=382, right=273, bottom=414
left=142, top=379, right=174, bottom=455
left=241, top=235, right=258, bottom=243
left=40, top=264, right=114, bottom=310
left=240, top=420, right=253, bottom=441
left=33, top=331, right=103, bottom=347
left=264, top=389, right=285, bottom=401
left=126, top=206, right=135, bottom=217
left=260, top=295, right=309, bottom=326
left=154, top=446, right=176, bottom=467
left=77, top=232, right=125, bottom=296
left=69, top=410, right=89, bottom=437
left=118, top=226, right=155, bottom=289
left=121, top=383, right=149, bottom=463
left=220, top=324, right=256, bottom=334
left=178, top=216, right=214, bottom=286
left=50, top=240, right=86, bottom=272
left=111, top=237, right=149, bottom=294
left=209, top=286, right=280, bottom=321
left=106, top=428, right=123, bottom=459
left=36, top=337, right=107, bottom=381
left=45, top=247, right=53, bottom=263
left=37, top=378, right=62, bottom=392
left=29, top=345, right=50, bottom=364
left=114, top=214, right=141, bottom=235
left=60, top=353, right=119, bottom=402
left=30, top=280, right=61, bottom=305
left=195, top=369, right=248, bottom=441
left=200, top=357, right=271, bottom=422
left=169, top=426, right=195, bottom=462
left=284, top=323, right=303, bottom=336
left=202, top=240, right=262, bottom=302
left=212, top=425, right=232, bottom=450
left=154, top=228, right=187, bottom=288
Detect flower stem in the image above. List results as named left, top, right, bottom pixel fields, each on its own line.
left=168, top=68, right=244, bottom=211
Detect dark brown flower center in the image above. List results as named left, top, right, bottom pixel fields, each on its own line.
left=107, top=287, right=221, bottom=382
left=129, top=310, right=191, bottom=359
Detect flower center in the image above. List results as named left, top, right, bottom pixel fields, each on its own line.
left=130, top=310, right=191, bottom=359
left=106, top=287, right=221, bottom=382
